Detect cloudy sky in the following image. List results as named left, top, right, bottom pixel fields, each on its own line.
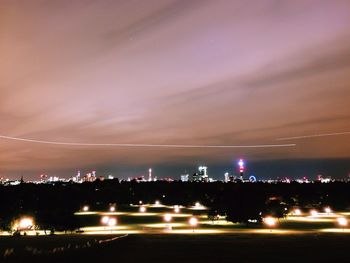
left=1, top=0, right=350, bottom=180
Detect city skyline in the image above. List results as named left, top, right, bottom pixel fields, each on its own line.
left=1, top=0, right=350, bottom=179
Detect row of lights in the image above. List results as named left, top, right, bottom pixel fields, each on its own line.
left=139, top=204, right=182, bottom=213
left=292, top=207, right=332, bottom=216
left=263, top=216, right=348, bottom=228
left=83, top=201, right=203, bottom=213
left=82, top=205, right=116, bottom=212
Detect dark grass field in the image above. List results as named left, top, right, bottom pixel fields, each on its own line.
left=1, top=233, right=350, bottom=263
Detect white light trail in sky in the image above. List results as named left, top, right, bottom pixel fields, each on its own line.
left=277, top=131, right=350, bottom=141
left=0, top=135, right=296, bottom=148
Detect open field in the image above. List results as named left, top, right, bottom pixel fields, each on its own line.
left=2, top=205, right=350, bottom=262
left=2, top=233, right=350, bottom=263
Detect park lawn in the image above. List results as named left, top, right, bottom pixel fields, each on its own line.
left=1, top=233, right=350, bottom=263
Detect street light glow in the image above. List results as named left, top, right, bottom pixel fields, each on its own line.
left=83, top=205, right=89, bottom=212
left=164, top=214, right=172, bottom=222
left=294, top=209, right=302, bottom=216
left=310, top=210, right=318, bottom=217
left=140, top=206, right=147, bottom=213
left=108, top=217, right=117, bottom=227
left=109, top=206, right=116, bottom=212
left=101, top=216, right=110, bottom=224
left=324, top=207, right=332, bottom=214
left=337, top=217, right=348, bottom=227
left=189, top=217, right=198, bottom=227
left=264, top=217, right=276, bottom=227
left=18, top=217, right=34, bottom=230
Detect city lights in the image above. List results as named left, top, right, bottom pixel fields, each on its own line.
left=109, top=206, right=116, bottom=212
left=155, top=200, right=160, bottom=206
left=139, top=206, right=147, bottom=213
left=82, top=205, right=89, bottom=212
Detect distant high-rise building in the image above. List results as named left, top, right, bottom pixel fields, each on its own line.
left=238, top=159, right=245, bottom=180
left=180, top=174, right=189, bottom=182
left=191, top=166, right=209, bottom=182
left=224, top=172, right=229, bottom=183
left=148, top=168, right=152, bottom=181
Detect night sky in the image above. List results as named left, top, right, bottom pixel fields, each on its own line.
left=1, top=0, right=350, bottom=180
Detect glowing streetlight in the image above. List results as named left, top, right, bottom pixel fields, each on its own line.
left=294, top=209, right=302, bottom=216
left=155, top=200, right=160, bottom=206
left=18, top=217, right=34, bottom=230
left=107, top=217, right=117, bottom=233
left=337, top=217, right=348, bottom=231
left=82, top=205, right=89, bottom=212
left=174, top=206, right=180, bottom=213
left=108, top=217, right=117, bottom=227
left=101, top=216, right=110, bottom=225
left=189, top=217, right=198, bottom=232
left=163, top=213, right=172, bottom=230
left=195, top=202, right=201, bottom=208
left=139, top=206, right=146, bottom=213
left=324, top=207, right=332, bottom=214
left=310, top=210, right=318, bottom=217
left=164, top=214, right=172, bottom=222
left=109, top=206, right=116, bottom=212
left=263, top=217, right=276, bottom=232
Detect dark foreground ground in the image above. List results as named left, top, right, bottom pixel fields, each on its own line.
left=1, top=234, right=350, bottom=263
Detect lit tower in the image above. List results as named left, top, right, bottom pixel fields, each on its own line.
left=238, top=159, right=245, bottom=180
left=148, top=168, right=152, bottom=182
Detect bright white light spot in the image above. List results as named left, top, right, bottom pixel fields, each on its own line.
left=337, top=217, right=348, bottom=227
left=83, top=206, right=89, bottom=212
left=310, top=210, right=318, bottom=217
left=109, top=206, right=116, bottom=212
left=174, top=207, right=180, bottom=213
left=108, top=217, right=117, bottom=227
left=164, top=214, right=172, bottom=222
left=101, top=216, right=110, bottom=225
left=324, top=207, right=332, bottom=213
left=140, top=206, right=146, bottom=213
left=189, top=217, right=198, bottom=227
left=19, top=217, right=33, bottom=229
left=155, top=200, right=160, bottom=205
left=264, top=217, right=276, bottom=227
left=294, top=209, right=301, bottom=216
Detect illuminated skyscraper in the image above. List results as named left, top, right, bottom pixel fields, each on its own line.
left=238, top=159, right=245, bottom=180
left=148, top=168, right=152, bottom=181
